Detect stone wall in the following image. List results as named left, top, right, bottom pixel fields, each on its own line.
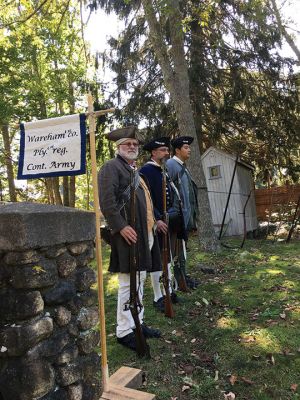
left=0, top=203, right=100, bottom=400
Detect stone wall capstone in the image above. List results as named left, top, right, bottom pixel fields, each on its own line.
left=0, top=203, right=101, bottom=400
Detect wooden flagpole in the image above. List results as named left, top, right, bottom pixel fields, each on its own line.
left=87, top=94, right=113, bottom=392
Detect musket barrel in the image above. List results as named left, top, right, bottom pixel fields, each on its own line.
left=162, top=163, right=175, bottom=318
left=129, top=169, right=150, bottom=357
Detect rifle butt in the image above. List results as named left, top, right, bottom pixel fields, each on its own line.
left=164, top=293, right=175, bottom=318
left=178, top=275, right=190, bottom=293
left=134, top=326, right=151, bottom=358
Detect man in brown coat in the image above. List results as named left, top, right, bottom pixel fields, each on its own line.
left=98, top=126, right=161, bottom=352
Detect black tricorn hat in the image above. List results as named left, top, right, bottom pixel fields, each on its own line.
left=171, top=136, right=194, bottom=149
left=143, top=136, right=170, bottom=151
left=107, top=126, right=138, bottom=142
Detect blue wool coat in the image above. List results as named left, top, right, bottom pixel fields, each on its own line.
left=139, top=161, right=171, bottom=221
left=166, top=157, right=198, bottom=230
left=140, top=161, right=187, bottom=241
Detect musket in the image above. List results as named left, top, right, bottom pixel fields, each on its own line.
left=168, top=173, right=189, bottom=292
left=174, top=238, right=190, bottom=293
left=162, top=163, right=175, bottom=318
left=128, top=168, right=150, bottom=358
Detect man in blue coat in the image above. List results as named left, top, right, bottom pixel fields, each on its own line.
left=166, top=136, right=199, bottom=289
left=140, top=137, right=185, bottom=310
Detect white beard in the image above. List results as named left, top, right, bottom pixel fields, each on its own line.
left=118, top=146, right=139, bottom=160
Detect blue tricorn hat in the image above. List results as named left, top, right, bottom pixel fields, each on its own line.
left=171, top=136, right=194, bottom=149
left=143, top=137, right=170, bottom=151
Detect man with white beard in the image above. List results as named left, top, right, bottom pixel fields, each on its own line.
left=98, top=126, right=161, bottom=353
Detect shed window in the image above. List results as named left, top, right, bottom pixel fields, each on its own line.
left=209, top=165, right=221, bottom=179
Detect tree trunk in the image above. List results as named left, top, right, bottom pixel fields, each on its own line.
left=69, top=176, right=76, bottom=207
left=141, top=0, right=219, bottom=251
left=1, top=124, right=17, bottom=202
left=52, top=177, right=63, bottom=205
left=68, top=79, right=76, bottom=114
left=189, top=19, right=206, bottom=154
left=0, top=178, right=3, bottom=201
left=269, top=0, right=300, bottom=63
left=44, top=178, right=55, bottom=204
left=63, top=176, right=70, bottom=206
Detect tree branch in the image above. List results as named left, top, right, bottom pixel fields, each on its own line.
left=269, top=0, right=300, bottom=63
left=80, top=0, right=90, bottom=65
left=0, top=0, right=49, bottom=28
left=54, top=0, right=71, bottom=35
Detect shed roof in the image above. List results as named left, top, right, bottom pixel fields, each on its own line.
left=201, top=146, right=255, bottom=170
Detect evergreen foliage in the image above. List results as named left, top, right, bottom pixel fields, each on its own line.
left=89, top=0, right=299, bottom=183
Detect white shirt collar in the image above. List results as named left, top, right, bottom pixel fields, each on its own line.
left=173, top=155, right=184, bottom=165
left=150, top=158, right=162, bottom=168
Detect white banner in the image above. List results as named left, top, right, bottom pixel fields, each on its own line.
left=18, top=114, right=86, bottom=179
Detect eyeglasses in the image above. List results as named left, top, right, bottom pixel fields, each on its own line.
left=120, top=142, right=139, bottom=148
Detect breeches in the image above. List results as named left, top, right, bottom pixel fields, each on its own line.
left=116, top=231, right=154, bottom=338
left=116, top=271, right=147, bottom=338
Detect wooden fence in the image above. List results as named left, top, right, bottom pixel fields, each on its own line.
left=255, top=184, right=300, bottom=221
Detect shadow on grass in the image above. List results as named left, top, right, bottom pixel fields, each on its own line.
left=92, top=238, right=300, bottom=400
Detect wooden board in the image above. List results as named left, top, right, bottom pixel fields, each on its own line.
left=100, top=367, right=156, bottom=400
left=109, top=366, right=144, bottom=389
left=101, top=384, right=156, bottom=400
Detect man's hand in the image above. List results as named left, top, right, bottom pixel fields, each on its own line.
left=120, top=225, right=137, bottom=245
left=156, top=220, right=168, bottom=234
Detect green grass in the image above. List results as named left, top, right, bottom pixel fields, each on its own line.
left=92, top=238, right=300, bottom=399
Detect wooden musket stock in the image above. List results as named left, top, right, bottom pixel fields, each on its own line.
left=162, top=164, right=175, bottom=318
left=128, top=169, right=150, bottom=358
left=175, top=239, right=189, bottom=293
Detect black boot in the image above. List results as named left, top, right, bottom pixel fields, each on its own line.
left=117, top=332, right=137, bottom=351
left=153, top=296, right=165, bottom=312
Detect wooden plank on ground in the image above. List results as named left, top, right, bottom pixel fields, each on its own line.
left=109, top=366, right=144, bottom=388
left=101, top=384, right=156, bottom=400
left=100, top=366, right=156, bottom=400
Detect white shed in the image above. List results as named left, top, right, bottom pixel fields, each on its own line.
left=201, top=147, right=258, bottom=237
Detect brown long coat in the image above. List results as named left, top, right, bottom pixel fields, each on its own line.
left=98, top=155, right=161, bottom=273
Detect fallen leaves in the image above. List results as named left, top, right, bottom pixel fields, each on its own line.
left=229, top=375, right=238, bottom=385
left=238, top=335, right=256, bottom=343
left=181, top=385, right=190, bottom=392
left=252, top=354, right=262, bottom=361
left=269, top=284, right=288, bottom=292
left=228, top=374, right=253, bottom=386
left=290, top=383, right=298, bottom=392
left=240, top=377, right=254, bottom=385
left=214, top=370, right=219, bottom=381
left=224, top=392, right=236, bottom=399
left=281, top=349, right=295, bottom=356
left=266, top=353, right=275, bottom=365
left=279, top=312, right=286, bottom=319
left=171, top=329, right=184, bottom=337
left=189, top=351, right=214, bottom=366
left=181, top=364, right=195, bottom=375
left=202, top=297, right=210, bottom=306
